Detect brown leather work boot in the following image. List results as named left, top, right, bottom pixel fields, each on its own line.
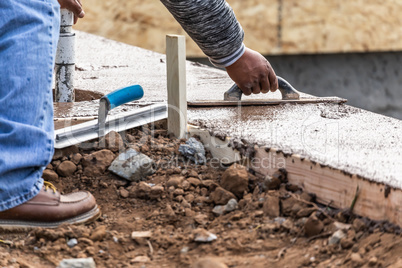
left=0, top=181, right=100, bottom=230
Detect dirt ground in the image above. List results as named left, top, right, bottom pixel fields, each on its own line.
left=0, top=121, right=401, bottom=268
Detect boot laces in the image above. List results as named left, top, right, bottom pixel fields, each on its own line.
left=44, top=181, right=57, bottom=193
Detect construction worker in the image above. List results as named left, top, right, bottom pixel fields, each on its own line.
left=0, top=0, right=277, bottom=229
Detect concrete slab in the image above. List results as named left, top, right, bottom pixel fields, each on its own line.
left=67, top=31, right=402, bottom=191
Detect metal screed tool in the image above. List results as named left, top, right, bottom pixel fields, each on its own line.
left=187, top=76, right=347, bottom=107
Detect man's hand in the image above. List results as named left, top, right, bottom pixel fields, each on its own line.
left=58, top=0, right=85, bottom=24
left=225, top=48, right=278, bottom=96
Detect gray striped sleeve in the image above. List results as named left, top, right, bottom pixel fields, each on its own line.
left=160, top=0, right=245, bottom=67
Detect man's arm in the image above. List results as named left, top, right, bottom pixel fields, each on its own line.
left=161, top=0, right=278, bottom=95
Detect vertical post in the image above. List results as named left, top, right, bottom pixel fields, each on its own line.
left=166, top=35, right=187, bottom=139
left=55, top=9, right=75, bottom=102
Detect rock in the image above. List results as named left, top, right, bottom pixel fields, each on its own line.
left=350, top=253, right=364, bottom=265
left=221, top=164, right=248, bottom=198
left=352, top=218, right=366, bottom=232
left=304, top=215, right=324, bottom=237
left=328, top=230, right=346, bottom=245
left=108, top=148, right=155, bottom=181
left=164, top=204, right=176, bottom=218
left=166, top=175, right=184, bottom=188
left=173, top=188, right=184, bottom=196
left=202, top=180, right=219, bottom=189
left=187, top=177, right=201, bottom=187
left=82, top=149, right=115, bottom=176
left=200, top=187, right=209, bottom=196
left=70, top=153, right=83, bottom=165
left=212, top=205, right=225, bottom=216
left=263, top=195, right=280, bottom=218
left=281, top=219, right=294, bottom=230
left=388, top=258, right=402, bottom=268
left=296, top=207, right=317, bottom=218
left=182, top=180, right=190, bottom=190
left=99, top=131, right=124, bottom=152
left=286, top=183, right=301, bottom=192
left=179, top=138, right=206, bottom=164
left=225, top=199, right=238, bottom=212
left=149, top=185, right=164, bottom=199
left=42, top=169, right=59, bottom=181
left=193, top=228, right=217, bottom=243
left=262, top=175, right=281, bottom=190
left=299, top=192, right=313, bottom=202
left=212, top=198, right=238, bottom=216
left=185, top=194, right=195, bottom=203
left=119, top=188, right=129, bottom=198
left=90, top=226, right=107, bottom=242
left=130, top=256, right=150, bottom=264
left=185, top=208, right=195, bottom=217
left=192, top=258, right=228, bottom=268
left=131, top=231, right=152, bottom=240
left=67, top=238, right=78, bottom=248
left=131, top=182, right=152, bottom=198
left=53, top=146, right=79, bottom=161
left=56, top=161, right=77, bottom=177
left=340, top=237, right=354, bottom=249
left=368, top=256, right=378, bottom=266
left=194, top=214, right=208, bottom=226
left=333, top=221, right=352, bottom=231
left=58, top=258, right=96, bottom=268
left=281, top=197, right=298, bottom=216
left=188, top=170, right=198, bottom=178
left=210, top=187, right=236, bottom=205
left=272, top=170, right=287, bottom=183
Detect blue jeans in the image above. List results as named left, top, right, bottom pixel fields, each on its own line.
left=0, top=0, right=60, bottom=211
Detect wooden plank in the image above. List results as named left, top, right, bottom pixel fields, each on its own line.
left=252, top=147, right=402, bottom=226
left=187, top=97, right=347, bottom=107
left=166, top=35, right=187, bottom=139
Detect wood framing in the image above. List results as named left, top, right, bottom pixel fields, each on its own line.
left=166, top=34, right=187, bottom=139
left=252, top=147, right=402, bottom=226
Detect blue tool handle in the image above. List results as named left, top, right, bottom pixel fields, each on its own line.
left=102, top=85, right=144, bottom=109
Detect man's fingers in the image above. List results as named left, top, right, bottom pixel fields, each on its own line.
left=268, top=70, right=278, bottom=92
left=252, top=82, right=261, bottom=94
left=59, top=0, right=85, bottom=21
left=260, top=75, right=270, bottom=94
left=75, top=0, right=85, bottom=18
left=241, top=85, right=252, bottom=96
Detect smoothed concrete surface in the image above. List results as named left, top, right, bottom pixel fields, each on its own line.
left=70, top=31, right=402, bottom=189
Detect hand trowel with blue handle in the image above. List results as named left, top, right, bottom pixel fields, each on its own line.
left=54, top=85, right=167, bottom=149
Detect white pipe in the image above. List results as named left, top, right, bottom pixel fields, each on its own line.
left=55, top=9, right=75, bottom=102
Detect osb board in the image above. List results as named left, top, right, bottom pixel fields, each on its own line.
left=74, top=0, right=402, bottom=56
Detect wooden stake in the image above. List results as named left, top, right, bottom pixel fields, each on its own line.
left=166, top=35, right=187, bottom=139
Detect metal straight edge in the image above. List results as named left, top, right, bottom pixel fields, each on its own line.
left=54, top=103, right=167, bottom=149
left=187, top=97, right=347, bottom=107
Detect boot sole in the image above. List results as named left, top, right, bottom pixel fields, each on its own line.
left=0, top=205, right=101, bottom=231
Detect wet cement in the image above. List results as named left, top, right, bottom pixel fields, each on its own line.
left=67, top=31, right=402, bottom=189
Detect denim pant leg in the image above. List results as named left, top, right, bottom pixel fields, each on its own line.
left=0, top=0, right=60, bottom=211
